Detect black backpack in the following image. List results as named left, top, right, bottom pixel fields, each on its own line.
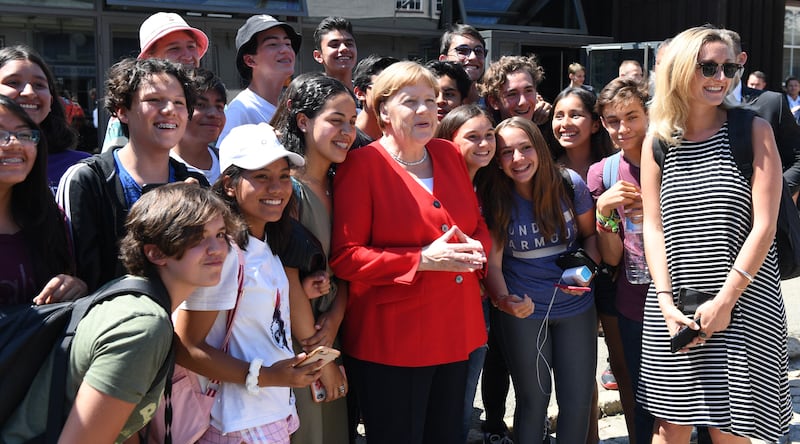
left=0, top=276, right=173, bottom=442
left=652, top=108, right=800, bottom=280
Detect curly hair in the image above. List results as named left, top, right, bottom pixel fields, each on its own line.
left=0, top=94, right=75, bottom=294
left=104, top=58, right=197, bottom=138
left=273, top=73, right=355, bottom=157
left=0, top=45, right=77, bottom=154
left=478, top=55, right=544, bottom=104
left=119, top=182, right=243, bottom=277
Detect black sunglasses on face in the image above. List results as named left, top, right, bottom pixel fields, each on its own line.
left=452, top=44, right=487, bottom=59
left=696, top=62, right=742, bottom=79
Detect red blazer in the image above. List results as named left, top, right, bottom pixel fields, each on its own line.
left=331, top=138, right=490, bottom=367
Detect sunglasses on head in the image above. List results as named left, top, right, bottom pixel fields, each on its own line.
left=696, top=62, right=742, bottom=79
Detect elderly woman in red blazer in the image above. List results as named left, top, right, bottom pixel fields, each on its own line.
left=330, top=61, right=490, bottom=443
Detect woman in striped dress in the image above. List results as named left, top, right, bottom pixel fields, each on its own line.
left=639, top=26, right=791, bottom=443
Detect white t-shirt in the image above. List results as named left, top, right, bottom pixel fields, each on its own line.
left=184, top=236, right=295, bottom=433
left=169, top=146, right=221, bottom=185
left=218, top=88, right=277, bottom=143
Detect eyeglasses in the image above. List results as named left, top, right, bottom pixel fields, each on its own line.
left=696, top=62, right=742, bottom=79
left=451, top=44, right=487, bottom=59
left=0, top=129, right=40, bottom=146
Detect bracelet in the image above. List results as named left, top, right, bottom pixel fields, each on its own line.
left=246, top=358, right=263, bottom=394
left=491, top=294, right=507, bottom=308
left=595, top=210, right=620, bottom=233
left=732, top=265, right=754, bottom=283
left=596, top=220, right=617, bottom=233
left=655, top=290, right=673, bottom=297
left=595, top=209, right=620, bottom=224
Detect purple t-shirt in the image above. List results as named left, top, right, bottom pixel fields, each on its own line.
left=0, top=232, right=37, bottom=306
left=501, top=169, right=595, bottom=319
left=587, top=154, right=648, bottom=322
left=48, top=150, right=91, bottom=194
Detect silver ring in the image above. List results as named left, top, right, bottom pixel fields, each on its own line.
left=698, top=331, right=707, bottom=339
left=338, top=385, right=346, bottom=393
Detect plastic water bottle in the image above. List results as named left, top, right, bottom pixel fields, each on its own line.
left=623, top=215, right=651, bottom=284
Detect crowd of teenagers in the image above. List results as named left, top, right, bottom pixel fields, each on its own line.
left=0, top=8, right=793, bottom=444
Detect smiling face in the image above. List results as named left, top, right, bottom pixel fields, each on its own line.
left=497, top=125, right=538, bottom=192
left=150, top=31, right=201, bottom=68
left=552, top=93, right=598, bottom=153
left=452, top=115, right=495, bottom=175
left=229, top=158, right=293, bottom=240
left=184, top=89, right=226, bottom=147
left=690, top=40, right=735, bottom=108
left=313, top=29, right=357, bottom=78
left=380, top=82, right=438, bottom=147
left=0, top=60, right=52, bottom=125
left=490, top=70, right=537, bottom=120
left=435, top=75, right=464, bottom=121
left=0, top=106, right=37, bottom=189
left=442, top=35, right=485, bottom=82
left=159, top=214, right=229, bottom=289
left=117, top=73, right=188, bottom=152
left=246, top=27, right=296, bottom=85
left=601, top=100, right=647, bottom=153
left=298, top=92, right=357, bottom=165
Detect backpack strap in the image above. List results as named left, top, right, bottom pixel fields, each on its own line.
left=726, top=107, right=757, bottom=181
left=46, top=276, right=172, bottom=442
left=602, top=152, right=622, bottom=190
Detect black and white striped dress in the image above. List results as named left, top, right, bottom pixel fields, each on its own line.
left=638, top=123, right=792, bottom=442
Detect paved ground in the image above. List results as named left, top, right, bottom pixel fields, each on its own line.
left=463, top=277, right=800, bottom=443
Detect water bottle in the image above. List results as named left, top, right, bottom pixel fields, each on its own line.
left=623, top=214, right=651, bottom=284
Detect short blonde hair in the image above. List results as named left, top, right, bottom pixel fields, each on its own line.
left=369, top=60, right=439, bottom=130
left=650, top=26, right=736, bottom=145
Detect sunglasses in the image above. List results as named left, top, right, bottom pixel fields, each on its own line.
left=696, top=62, right=742, bottom=79
left=451, top=44, right=487, bottom=59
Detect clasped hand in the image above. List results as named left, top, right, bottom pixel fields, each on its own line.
left=419, top=225, right=486, bottom=272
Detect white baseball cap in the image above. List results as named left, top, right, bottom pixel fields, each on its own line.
left=219, top=123, right=304, bottom=172
left=138, top=12, right=209, bottom=60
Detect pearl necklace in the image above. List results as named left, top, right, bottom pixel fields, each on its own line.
left=389, top=147, right=428, bottom=166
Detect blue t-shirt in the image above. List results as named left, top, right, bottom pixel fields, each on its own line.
left=501, top=169, right=595, bottom=319
left=113, top=149, right=175, bottom=207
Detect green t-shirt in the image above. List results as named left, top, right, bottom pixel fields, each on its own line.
left=1, top=294, right=172, bottom=443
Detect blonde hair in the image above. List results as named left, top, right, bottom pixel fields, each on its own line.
left=370, top=60, right=439, bottom=130
left=650, top=26, right=736, bottom=145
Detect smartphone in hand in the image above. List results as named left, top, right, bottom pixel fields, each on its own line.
left=554, top=283, right=591, bottom=292
left=294, top=345, right=340, bottom=368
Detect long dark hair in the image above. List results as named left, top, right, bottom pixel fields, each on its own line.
left=475, top=116, right=573, bottom=245
left=0, top=94, right=75, bottom=293
left=211, top=164, right=297, bottom=254
left=275, top=72, right=356, bottom=156
left=0, top=45, right=77, bottom=154
left=548, top=87, right=614, bottom=162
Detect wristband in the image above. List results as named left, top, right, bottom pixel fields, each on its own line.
left=246, top=358, right=263, bottom=394
left=596, top=220, right=616, bottom=233
left=655, top=290, right=673, bottom=297
left=595, top=213, right=619, bottom=233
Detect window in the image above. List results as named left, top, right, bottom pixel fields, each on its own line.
left=785, top=6, right=800, bottom=76
left=396, top=0, right=422, bottom=11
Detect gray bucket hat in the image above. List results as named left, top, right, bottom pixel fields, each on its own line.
left=235, top=15, right=301, bottom=80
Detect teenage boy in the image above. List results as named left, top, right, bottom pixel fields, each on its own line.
left=438, top=24, right=487, bottom=104
left=313, top=16, right=357, bottom=90
left=2, top=183, right=235, bottom=443
left=479, top=55, right=544, bottom=122
left=102, top=12, right=209, bottom=152
left=426, top=60, right=471, bottom=121
left=353, top=54, right=399, bottom=141
left=58, top=58, right=207, bottom=293
left=219, top=14, right=301, bottom=142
